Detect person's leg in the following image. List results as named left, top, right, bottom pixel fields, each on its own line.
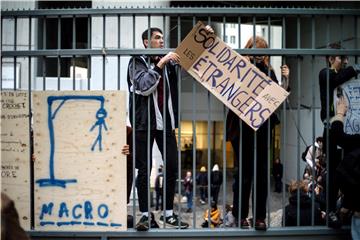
left=254, top=125, right=268, bottom=226
left=241, top=124, right=254, bottom=221
left=135, top=131, right=155, bottom=213
left=155, top=130, right=177, bottom=211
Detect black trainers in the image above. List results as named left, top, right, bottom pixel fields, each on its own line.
left=135, top=213, right=159, bottom=231
left=159, top=214, right=189, bottom=229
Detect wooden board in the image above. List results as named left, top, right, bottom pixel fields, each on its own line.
left=1, top=91, right=31, bottom=230
left=33, top=91, right=127, bottom=231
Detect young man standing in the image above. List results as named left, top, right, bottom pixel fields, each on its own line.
left=127, top=27, right=186, bottom=231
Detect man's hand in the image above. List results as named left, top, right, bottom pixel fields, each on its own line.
left=121, top=144, right=130, bottom=155
left=204, top=25, right=214, bottom=34
left=157, top=52, right=180, bottom=69
left=336, top=96, right=348, bottom=116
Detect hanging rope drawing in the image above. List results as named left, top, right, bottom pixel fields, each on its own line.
left=36, top=95, right=108, bottom=188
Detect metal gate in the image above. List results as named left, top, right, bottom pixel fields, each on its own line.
left=1, top=3, right=360, bottom=239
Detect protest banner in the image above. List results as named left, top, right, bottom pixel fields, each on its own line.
left=33, top=91, right=127, bottom=231
left=334, top=79, right=360, bottom=134
left=1, top=91, right=31, bottom=230
left=175, top=21, right=289, bottom=130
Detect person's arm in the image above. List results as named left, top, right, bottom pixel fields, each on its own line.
left=128, top=57, right=161, bottom=96
left=320, top=66, right=357, bottom=90
left=330, top=97, right=360, bottom=148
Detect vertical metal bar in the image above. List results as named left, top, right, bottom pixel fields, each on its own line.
left=87, top=15, right=91, bottom=90
left=117, top=14, right=121, bottom=90
left=43, top=16, right=46, bottom=50
left=42, top=16, right=46, bottom=89
left=296, top=15, right=301, bottom=227
left=207, top=16, right=212, bottom=225
left=252, top=14, right=257, bottom=226
left=42, top=56, right=46, bottom=90
left=57, top=16, right=61, bottom=91
left=102, top=14, right=106, bottom=90
left=281, top=15, right=287, bottom=227
left=191, top=15, right=197, bottom=228
left=72, top=57, right=75, bottom=90
left=73, top=15, right=76, bottom=49
left=340, top=15, right=343, bottom=47
left=355, top=16, right=358, bottom=64
left=237, top=16, right=243, bottom=227
left=238, top=16, right=241, bottom=48
left=57, top=57, right=61, bottom=91
left=176, top=14, right=182, bottom=228
left=73, top=15, right=76, bottom=90
left=14, top=16, right=17, bottom=90
left=325, top=15, right=330, bottom=227
left=28, top=15, right=34, bottom=229
left=267, top=15, right=271, bottom=228
left=311, top=15, right=316, bottom=226
left=163, top=15, right=166, bottom=48
left=131, top=14, right=136, bottom=228
left=146, top=15, right=152, bottom=229
left=222, top=15, right=227, bottom=227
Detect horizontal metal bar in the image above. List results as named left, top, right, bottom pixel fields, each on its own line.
left=1, top=7, right=360, bottom=18
left=28, top=227, right=350, bottom=238
left=2, top=48, right=360, bottom=57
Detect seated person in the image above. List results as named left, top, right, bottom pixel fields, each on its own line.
left=284, top=180, right=325, bottom=226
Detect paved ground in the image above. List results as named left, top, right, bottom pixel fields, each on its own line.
left=128, top=178, right=290, bottom=229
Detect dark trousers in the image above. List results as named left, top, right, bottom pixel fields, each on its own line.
left=231, top=122, right=269, bottom=220
left=211, top=185, right=221, bottom=204
left=323, top=126, right=341, bottom=212
left=135, top=130, right=177, bottom=213
left=274, top=177, right=282, bottom=193
left=155, top=190, right=163, bottom=210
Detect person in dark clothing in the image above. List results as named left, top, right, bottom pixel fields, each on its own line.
left=154, top=167, right=164, bottom=211
left=227, top=36, right=290, bottom=230
left=183, top=171, right=193, bottom=213
left=210, top=164, right=223, bottom=204
left=196, top=166, right=208, bottom=204
left=127, top=25, right=213, bottom=230
left=127, top=26, right=186, bottom=231
left=284, top=180, right=325, bottom=226
left=318, top=42, right=360, bottom=227
left=272, top=158, right=283, bottom=193
left=331, top=97, right=360, bottom=234
left=1, top=193, right=30, bottom=240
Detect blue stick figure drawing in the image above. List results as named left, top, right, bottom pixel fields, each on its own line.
left=90, top=107, right=108, bottom=151
left=36, top=95, right=108, bottom=188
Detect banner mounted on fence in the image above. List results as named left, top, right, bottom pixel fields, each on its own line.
left=334, top=79, right=360, bottom=135
left=1, top=91, right=31, bottom=230
left=33, top=91, right=127, bottom=231
left=175, top=21, right=289, bottom=131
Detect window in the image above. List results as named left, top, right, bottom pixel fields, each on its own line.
left=230, top=35, right=235, bottom=44
left=37, top=1, right=91, bottom=77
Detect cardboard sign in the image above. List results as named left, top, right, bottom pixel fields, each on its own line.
left=1, top=91, right=31, bottom=230
left=176, top=21, right=289, bottom=130
left=33, top=91, right=127, bottom=231
left=334, top=79, right=360, bottom=134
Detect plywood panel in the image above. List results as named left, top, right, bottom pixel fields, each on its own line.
left=33, top=91, right=126, bottom=231
left=1, top=91, right=31, bottom=230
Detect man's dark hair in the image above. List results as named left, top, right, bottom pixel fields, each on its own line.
left=327, top=42, right=342, bottom=50
left=327, top=42, right=345, bottom=66
left=316, top=136, right=323, bottom=143
left=142, top=27, right=163, bottom=42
